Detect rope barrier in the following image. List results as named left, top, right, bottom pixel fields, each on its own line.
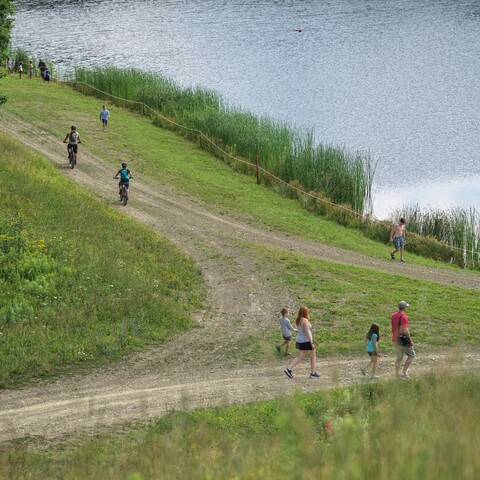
left=71, top=81, right=364, bottom=219
left=68, top=81, right=478, bottom=260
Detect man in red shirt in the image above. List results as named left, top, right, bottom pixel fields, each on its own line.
left=391, top=301, right=415, bottom=378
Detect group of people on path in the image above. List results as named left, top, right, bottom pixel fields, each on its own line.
left=5, top=57, right=50, bottom=81
left=61, top=107, right=131, bottom=199
left=279, top=300, right=415, bottom=381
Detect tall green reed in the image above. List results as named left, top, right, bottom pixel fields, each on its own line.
left=391, top=205, right=480, bottom=268
left=74, top=67, right=375, bottom=214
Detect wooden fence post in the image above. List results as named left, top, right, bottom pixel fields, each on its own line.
left=256, top=145, right=259, bottom=184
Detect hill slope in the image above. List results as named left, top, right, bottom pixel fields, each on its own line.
left=0, top=78, right=479, bottom=443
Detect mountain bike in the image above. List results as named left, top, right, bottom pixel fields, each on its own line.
left=68, top=145, right=77, bottom=169
left=119, top=183, right=129, bottom=205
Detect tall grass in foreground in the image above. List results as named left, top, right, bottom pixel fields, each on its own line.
left=0, top=133, right=203, bottom=387
left=391, top=205, right=480, bottom=268
left=74, top=67, right=375, bottom=215
left=2, top=371, right=479, bottom=479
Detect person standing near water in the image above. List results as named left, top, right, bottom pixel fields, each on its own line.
left=284, top=306, right=320, bottom=379
left=38, top=59, right=46, bottom=79
left=390, top=218, right=407, bottom=262
left=29, top=60, right=34, bottom=79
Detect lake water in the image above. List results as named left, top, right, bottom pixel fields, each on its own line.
left=11, top=0, right=480, bottom=219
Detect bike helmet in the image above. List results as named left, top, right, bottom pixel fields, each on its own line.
left=71, top=125, right=76, bottom=130
left=122, top=162, right=127, bottom=167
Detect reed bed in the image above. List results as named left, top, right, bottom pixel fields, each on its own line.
left=391, top=205, right=480, bottom=268
left=74, top=67, right=375, bottom=214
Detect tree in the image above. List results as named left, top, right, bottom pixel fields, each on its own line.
left=0, top=0, right=14, bottom=106
left=0, top=0, right=14, bottom=60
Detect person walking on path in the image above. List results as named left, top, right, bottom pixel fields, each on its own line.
left=391, top=301, right=415, bottom=379
left=29, top=60, right=34, bottom=79
left=100, top=105, right=110, bottom=131
left=276, top=308, right=297, bottom=356
left=284, top=306, right=320, bottom=379
left=360, top=323, right=381, bottom=379
left=390, top=218, right=407, bottom=262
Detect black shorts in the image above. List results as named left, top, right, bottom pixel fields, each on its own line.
left=368, top=351, right=378, bottom=357
left=282, top=335, right=292, bottom=341
left=296, top=341, right=313, bottom=351
left=67, top=144, right=78, bottom=154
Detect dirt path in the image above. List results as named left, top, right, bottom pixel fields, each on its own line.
left=1, top=112, right=479, bottom=445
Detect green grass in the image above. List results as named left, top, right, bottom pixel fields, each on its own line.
left=0, top=75, right=467, bottom=271
left=0, top=133, right=203, bottom=387
left=2, top=372, right=479, bottom=479
left=250, top=243, right=480, bottom=355
left=1, top=65, right=480, bottom=480
left=74, top=67, right=374, bottom=214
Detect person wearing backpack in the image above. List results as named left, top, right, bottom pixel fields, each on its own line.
left=114, top=162, right=133, bottom=196
left=63, top=126, right=81, bottom=161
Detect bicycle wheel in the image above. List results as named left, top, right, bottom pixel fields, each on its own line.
left=69, top=149, right=75, bottom=169
left=122, top=189, right=128, bottom=206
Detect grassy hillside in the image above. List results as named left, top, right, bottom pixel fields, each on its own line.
left=0, top=75, right=461, bottom=269
left=1, top=72, right=480, bottom=479
left=0, top=133, right=203, bottom=387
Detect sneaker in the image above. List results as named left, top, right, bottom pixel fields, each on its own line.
left=400, top=259, right=406, bottom=263
left=284, top=368, right=293, bottom=379
left=360, top=367, right=366, bottom=376
left=276, top=345, right=281, bottom=353
left=399, top=371, right=410, bottom=379
left=371, top=375, right=380, bottom=380
left=285, top=352, right=291, bottom=356
left=309, top=372, right=321, bottom=379
left=390, top=253, right=395, bottom=260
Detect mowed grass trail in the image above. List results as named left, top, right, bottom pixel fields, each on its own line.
left=0, top=75, right=456, bottom=267
left=0, top=133, right=203, bottom=387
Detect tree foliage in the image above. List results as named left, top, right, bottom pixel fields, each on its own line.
left=0, top=0, right=14, bottom=105
left=0, top=0, right=14, bottom=59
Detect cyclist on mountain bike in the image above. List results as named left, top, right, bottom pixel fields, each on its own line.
left=63, top=125, right=81, bottom=160
left=114, top=162, right=133, bottom=193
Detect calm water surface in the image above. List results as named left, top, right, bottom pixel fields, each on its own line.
left=11, top=0, right=480, bottom=218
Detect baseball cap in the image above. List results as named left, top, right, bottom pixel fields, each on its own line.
left=398, top=301, right=410, bottom=309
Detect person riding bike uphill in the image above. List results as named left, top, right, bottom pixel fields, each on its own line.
left=114, top=162, right=133, bottom=199
left=63, top=126, right=81, bottom=162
